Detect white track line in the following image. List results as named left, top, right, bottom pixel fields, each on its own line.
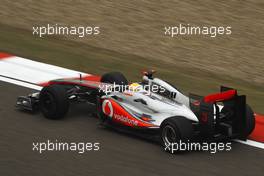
left=0, top=76, right=42, bottom=91
left=235, top=140, right=264, bottom=149
left=0, top=56, right=89, bottom=84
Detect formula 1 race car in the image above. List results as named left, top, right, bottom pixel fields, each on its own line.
left=17, top=71, right=255, bottom=150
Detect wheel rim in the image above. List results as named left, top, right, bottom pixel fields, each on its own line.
left=41, top=92, right=56, bottom=113
left=162, top=125, right=178, bottom=146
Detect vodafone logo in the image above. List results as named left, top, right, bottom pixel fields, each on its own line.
left=102, top=100, right=113, bottom=118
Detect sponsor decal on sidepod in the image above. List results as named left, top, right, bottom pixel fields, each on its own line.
left=102, top=99, right=138, bottom=126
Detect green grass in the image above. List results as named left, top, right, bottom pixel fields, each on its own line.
left=0, top=24, right=263, bottom=113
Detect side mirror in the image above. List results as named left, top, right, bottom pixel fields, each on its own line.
left=142, top=69, right=156, bottom=79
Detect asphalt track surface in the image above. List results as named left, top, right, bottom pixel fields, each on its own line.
left=0, top=81, right=264, bottom=176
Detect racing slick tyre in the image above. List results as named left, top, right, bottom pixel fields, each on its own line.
left=39, top=85, right=69, bottom=120
left=101, top=72, right=128, bottom=85
left=245, top=104, right=255, bottom=136
left=221, top=104, right=255, bottom=137
left=160, top=116, right=193, bottom=153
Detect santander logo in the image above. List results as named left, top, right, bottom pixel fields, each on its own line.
left=102, top=100, right=113, bottom=118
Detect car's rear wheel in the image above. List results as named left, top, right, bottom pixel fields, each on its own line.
left=160, top=116, right=193, bottom=152
left=39, top=85, right=69, bottom=119
left=245, top=104, right=255, bottom=136
left=221, top=104, right=255, bottom=137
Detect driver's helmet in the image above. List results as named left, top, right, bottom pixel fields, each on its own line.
left=128, top=83, right=142, bottom=92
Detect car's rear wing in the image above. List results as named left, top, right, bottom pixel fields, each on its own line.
left=190, top=86, right=248, bottom=140
left=203, top=89, right=237, bottom=103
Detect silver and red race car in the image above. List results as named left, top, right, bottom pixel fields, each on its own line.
left=16, top=70, right=255, bottom=150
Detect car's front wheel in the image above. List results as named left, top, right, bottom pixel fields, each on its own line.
left=39, top=85, right=69, bottom=119
left=101, top=72, right=128, bottom=93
